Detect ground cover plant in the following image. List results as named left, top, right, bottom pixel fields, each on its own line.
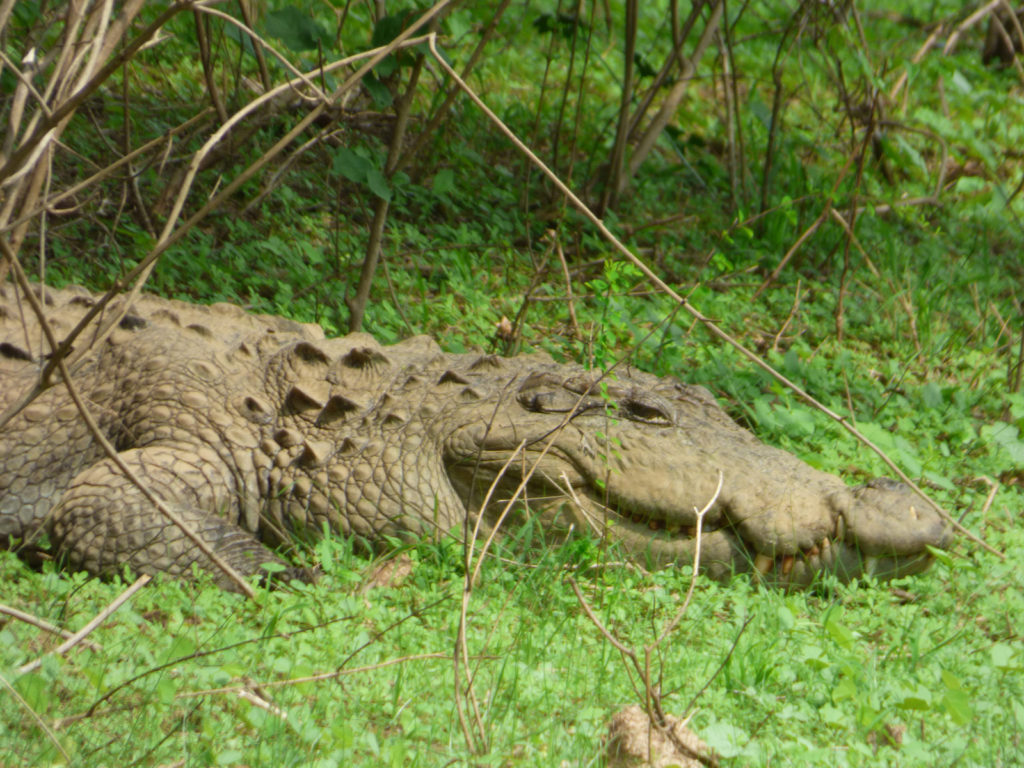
left=1, top=0, right=1023, bottom=765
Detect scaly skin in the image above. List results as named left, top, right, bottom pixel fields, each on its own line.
left=0, top=284, right=951, bottom=590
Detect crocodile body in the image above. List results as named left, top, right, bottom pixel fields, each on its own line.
left=0, top=284, right=950, bottom=589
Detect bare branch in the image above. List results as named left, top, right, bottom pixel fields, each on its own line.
left=17, top=574, right=151, bottom=675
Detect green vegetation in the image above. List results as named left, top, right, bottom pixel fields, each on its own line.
left=2, top=1, right=1023, bottom=766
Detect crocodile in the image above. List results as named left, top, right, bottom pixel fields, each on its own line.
left=0, top=283, right=950, bottom=590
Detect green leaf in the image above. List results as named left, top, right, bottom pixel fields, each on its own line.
left=1006, top=392, right=1024, bottom=425
left=216, top=749, right=245, bottom=765
left=332, top=147, right=372, bottom=184
left=13, top=672, right=50, bottom=709
left=926, top=544, right=955, bottom=568
left=265, top=7, right=327, bottom=52
left=365, top=168, right=392, bottom=202
left=162, top=635, right=197, bottom=663
left=858, top=422, right=922, bottom=476
left=942, top=688, right=973, bottom=725
left=950, top=69, right=972, bottom=94
left=700, top=721, right=747, bottom=758
left=921, top=381, right=943, bottom=409
left=895, top=681, right=933, bottom=710
left=222, top=23, right=256, bottom=56
left=432, top=168, right=455, bottom=195
left=781, top=407, right=816, bottom=437
left=923, top=470, right=955, bottom=491
left=824, top=612, right=856, bottom=650
left=832, top=675, right=858, bottom=702
left=941, top=669, right=963, bottom=690
left=783, top=348, right=801, bottom=377
left=363, top=75, right=393, bottom=108
left=750, top=98, right=772, bottom=128
left=372, top=10, right=414, bottom=47
left=776, top=604, right=795, bottom=631
left=980, top=422, right=1024, bottom=465
left=893, top=133, right=927, bottom=175
left=990, top=642, right=1020, bottom=670
left=155, top=676, right=178, bottom=705
left=818, top=704, right=849, bottom=729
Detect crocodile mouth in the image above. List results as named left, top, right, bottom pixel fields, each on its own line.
left=565, top=491, right=936, bottom=586
left=601, top=504, right=934, bottom=585
left=445, top=457, right=933, bottom=587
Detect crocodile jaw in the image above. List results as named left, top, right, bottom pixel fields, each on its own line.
left=445, top=454, right=949, bottom=588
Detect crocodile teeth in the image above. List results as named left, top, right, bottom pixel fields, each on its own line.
left=754, top=553, right=774, bottom=574
left=781, top=555, right=795, bottom=576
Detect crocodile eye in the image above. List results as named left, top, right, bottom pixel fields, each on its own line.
left=620, top=397, right=672, bottom=425
left=518, top=390, right=580, bottom=413
left=518, top=390, right=553, bottom=412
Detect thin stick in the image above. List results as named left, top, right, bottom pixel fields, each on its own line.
left=235, top=688, right=288, bottom=720
left=425, top=34, right=1001, bottom=559
left=0, top=0, right=169, bottom=186
left=180, top=652, right=450, bottom=697
left=554, top=232, right=581, bottom=339
left=771, top=278, right=802, bottom=353
left=567, top=475, right=722, bottom=766
left=753, top=206, right=829, bottom=300
left=567, top=578, right=637, bottom=659
left=946, top=0, right=1006, bottom=54
left=0, top=604, right=103, bottom=651
left=626, top=2, right=723, bottom=185
left=17, top=574, right=151, bottom=675
left=654, top=471, right=721, bottom=645
left=888, top=25, right=946, bottom=102
left=977, top=477, right=1000, bottom=523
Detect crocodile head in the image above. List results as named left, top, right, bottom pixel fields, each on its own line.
left=439, top=363, right=951, bottom=587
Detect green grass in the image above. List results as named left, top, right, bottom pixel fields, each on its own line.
left=4, top=0, right=1024, bottom=765
left=3, top=528, right=1022, bottom=766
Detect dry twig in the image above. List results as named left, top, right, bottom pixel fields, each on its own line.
left=0, top=604, right=103, bottom=651
left=17, top=574, right=151, bottom=675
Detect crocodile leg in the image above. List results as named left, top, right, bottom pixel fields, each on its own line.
left=48, top=445, right=286, bottom=591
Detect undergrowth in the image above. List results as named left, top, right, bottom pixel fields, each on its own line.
left=2, top=0, right=1024, bottom=766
